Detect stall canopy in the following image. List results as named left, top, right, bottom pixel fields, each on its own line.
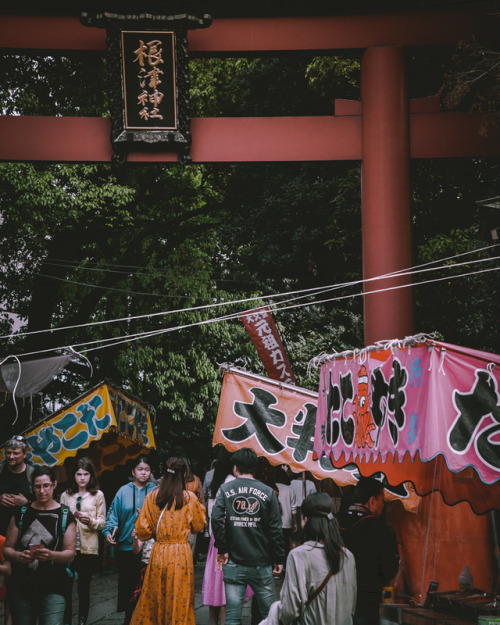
left=213, top=366, right=419, bottom=511
left=0, top=381, right=156, bottom=475
left=0, top=354, right=74, bottom=398
left=310, top=335, right=500, bottom=514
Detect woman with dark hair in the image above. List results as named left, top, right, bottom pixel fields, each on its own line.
left=130, top=457, right=205, bottom=625
left=4, top=466, right=76, bottom=625
left=103, top=455, right=156, bottom=625
left=60, top=457, right=106, bottom=625
left=261, top=492, right=357, bottom=625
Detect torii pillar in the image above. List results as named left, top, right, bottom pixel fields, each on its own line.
left=361, top=46, right=414, bottom=346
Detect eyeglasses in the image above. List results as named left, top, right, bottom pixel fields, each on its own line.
left=76, top=496, right=82, bottom=512
left=34, top=483, right=54, bottom=491
left=13, top=435, right=27, bottom=442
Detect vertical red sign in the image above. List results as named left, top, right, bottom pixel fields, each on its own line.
left=240, top=306, right=297, bottom=384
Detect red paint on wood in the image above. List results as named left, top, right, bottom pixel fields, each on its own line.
left=1, top=114, right=499, bottom=163
left=361, top=47, right=415, bottom=346
left=0, top=13, right=494, bottom=52
left=0, top=116, right=362, bottom=162
left=188, top=117, right=362, bottom=162
left=0, top=16, right=106, bottom=51
left=0, top=116, right=114, bottom=161
left=410, top=112, right=500, bottom=158
left=335, top=100, right=361, bottom=116
left=409, top=96, right=440, bottom=113
left=189, top=13, right=492, bottom=52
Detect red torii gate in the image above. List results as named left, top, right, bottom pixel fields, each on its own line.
left=1, top=12, right=499, bottom=345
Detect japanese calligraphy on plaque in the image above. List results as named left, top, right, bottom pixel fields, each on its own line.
left=80, top=11, right=212, bottom=163
left=122, top=31, right=176, bottom=130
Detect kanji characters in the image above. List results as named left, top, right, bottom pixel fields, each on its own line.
left=222, top=387, right=286, bottom=454
left=449, top=370, right=500, bottom=469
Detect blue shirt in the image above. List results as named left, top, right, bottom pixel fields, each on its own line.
left=103, top=481, right=157, bottom=551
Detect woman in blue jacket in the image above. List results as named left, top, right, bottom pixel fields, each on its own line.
left=103, top=456, right=156, bottom=625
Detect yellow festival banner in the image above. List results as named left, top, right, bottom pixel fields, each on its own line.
left=0, top=382, right=155, bottom=475
left=213, top=368, right=419, bottom=512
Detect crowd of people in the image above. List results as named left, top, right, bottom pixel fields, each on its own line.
left=0, top=435, right=400, bottom=625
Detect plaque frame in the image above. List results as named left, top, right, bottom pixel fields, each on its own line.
left=80, top=12, right=212, bottom=164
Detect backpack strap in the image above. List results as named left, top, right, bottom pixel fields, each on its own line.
left=61, top=504, right=69, bottom=534
left=18, top=505, right=28, bottom=531
left=16, top=505, right=28, bottom=551
left=59, top=504, right=74, bottom=579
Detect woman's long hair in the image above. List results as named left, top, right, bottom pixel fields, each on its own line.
left=301, top=492, right=345, bottom=574
left=66, top=457, right=100, bottom=495
left=210, top=447, right=234, bottom=499
left=156, top=457, right=187, bottom=511
left=183, top=457, right=194, bottom=483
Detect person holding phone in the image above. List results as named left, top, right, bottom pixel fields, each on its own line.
left=3, top=466, right=76, bottom=625
left=102, top=456, right=156, bottom=625
left=60, top=458, right=106, bottom=625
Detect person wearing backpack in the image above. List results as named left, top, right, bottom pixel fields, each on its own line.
left=3, top=466, right=76, bottom=625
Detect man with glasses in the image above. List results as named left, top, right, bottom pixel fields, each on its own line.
left=0, top=436, right=35, bottom=536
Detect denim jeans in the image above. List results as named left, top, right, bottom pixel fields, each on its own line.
left=10, top=590, right=66, bottom=625
left=223, top=560, right=276, bottom=625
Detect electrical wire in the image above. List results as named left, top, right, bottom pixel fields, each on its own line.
left=8, top=261, right=500, bottom=360
left=0, top=245, right=497, bottom=340
left=2, top=245, right=497, bottom=342
left=35, top=273, right=197, bottom=299
left=44, top=242, right=498, bottom=281
left=43, top=259, right=253, bottom=284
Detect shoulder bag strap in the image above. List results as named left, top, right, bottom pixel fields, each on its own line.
left=306, top=569, right=333, bottom=605
left=155, top=506, right=167, bottom=537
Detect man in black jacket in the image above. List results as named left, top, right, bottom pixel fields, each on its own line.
left=0, top=436, right=34, bottom=536
left=340, top=477, right=400, bottom=625
left=212, top=447, right=285, bottom=625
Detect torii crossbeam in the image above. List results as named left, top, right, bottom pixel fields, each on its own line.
left=1, top=11, right=499, bottom=344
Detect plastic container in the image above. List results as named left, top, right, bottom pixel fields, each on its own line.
left=458, top=565, right=473, bottom=589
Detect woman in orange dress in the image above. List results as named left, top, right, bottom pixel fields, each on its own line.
left=130, top=457, right=206, bottom=625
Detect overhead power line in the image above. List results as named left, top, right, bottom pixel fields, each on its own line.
left=1, top=244, right=497, bottom=343
left=5, top=261, right=499, bottom=361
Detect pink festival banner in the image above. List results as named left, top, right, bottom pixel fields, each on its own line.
left=313, top=339, right=500, bottom=487
left=213, top=367, right=420, bottom=512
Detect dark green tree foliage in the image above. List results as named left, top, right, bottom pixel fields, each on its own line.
left=439, top=17, right=500, bottom=136
left=0, top=53, right=107, bottom=116
left=411, top=157, right=500, bottom=354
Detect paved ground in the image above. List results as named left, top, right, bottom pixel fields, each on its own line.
left=82, top=561, right=255, bottom=625
left=0, top=560, right=266, bottom=624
